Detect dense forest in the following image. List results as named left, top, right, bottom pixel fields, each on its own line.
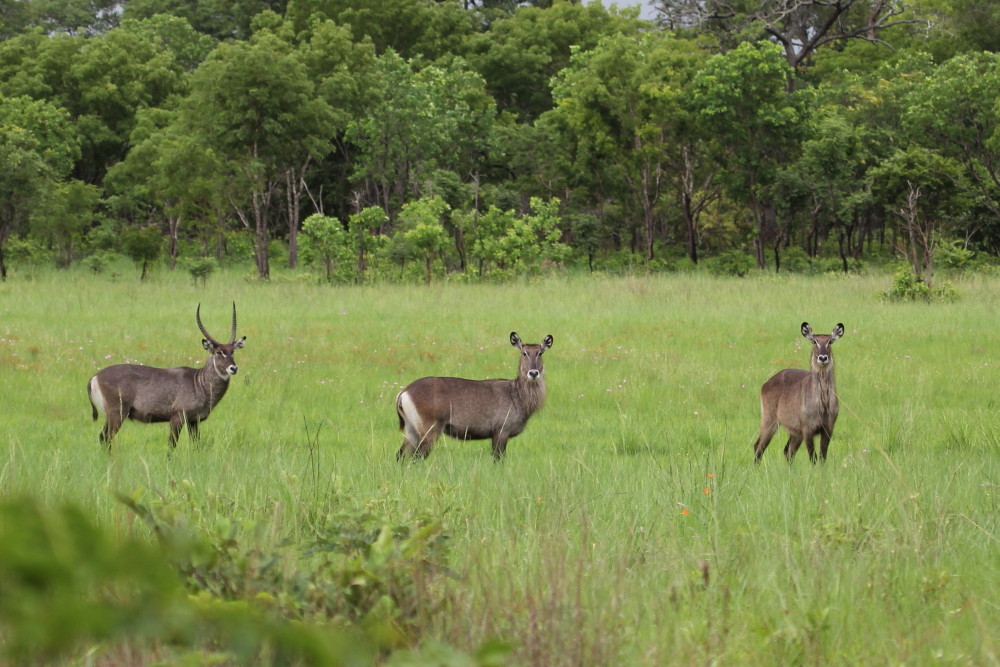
left=1, top=0, right=999, bottom=282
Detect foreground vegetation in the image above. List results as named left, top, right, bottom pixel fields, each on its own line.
left=1, top=268, right=1000, bottom=663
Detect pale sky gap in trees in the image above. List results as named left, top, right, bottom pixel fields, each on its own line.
left=586, top=0, right=659, bottom=21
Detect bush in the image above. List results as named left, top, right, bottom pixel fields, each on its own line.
left=0, top=496, right=363, bottom=665
left=937, top=240, right=988, bottom=273
left=82, top=254, right=107, bottom=274
left=5, top=237, right=51, bottom=269
left=118, top=485, right=456, bottom=640
left=187, top=257, right=218, bottom=285
left=707, top=250, right=755, bottom=277
left=878, top=267, right=959, bottom=302
left=120, top=226, right=163, bottom=280
left=224, top=232, right=254, bottom=262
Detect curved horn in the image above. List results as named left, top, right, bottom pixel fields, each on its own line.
left=230, top=301, right=237, bottom=344
left=196, top=303, right=218, bottom=345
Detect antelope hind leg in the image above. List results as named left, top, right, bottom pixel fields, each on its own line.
left=100, top=416, right=122, bottom=451
left=805, top=434, right=818, bottom=463
left=784, top=435, right=803, bottom=463
left=414, top=422, right=443, bottom=459
left=754, top=420, right=779, bottom=463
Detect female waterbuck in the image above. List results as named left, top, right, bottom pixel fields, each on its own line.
left=396, top=332, right=553, bottom=460
left=87, top=303, right=246, bottom=449
left=753, top=322, right=845, bottom=463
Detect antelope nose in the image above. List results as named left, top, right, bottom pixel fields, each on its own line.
left=228, top=364, right=239, bottom=375
left=817, top=355, right=829, bottom=364
left=527, top=369, right=540, bottom=380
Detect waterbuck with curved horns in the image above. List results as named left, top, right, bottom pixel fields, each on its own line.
left=396, top=332, right=553, bottom=461
left=87, top=303, right=246, bottom=449
left=753, top=322, right=845, bottom=463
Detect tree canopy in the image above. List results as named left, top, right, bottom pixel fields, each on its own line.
left=0, top=0, right=996, bottom=280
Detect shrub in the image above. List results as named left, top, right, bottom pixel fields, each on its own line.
left=187, top=257, right=218, bottom=285
left=82, top=254, right=107, bottom=274
left=5, top=237, right=51, bottom=270
left=120, top=226, right=163, bottom=280
left=707, top=250, right=755, bottom=277
left=936, top=240, right=988, bottom=272
left=878, top=267, right=959, bottom=302
left=118, top=487, right=455, bottom=641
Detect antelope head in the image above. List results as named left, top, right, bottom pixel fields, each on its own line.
left=801, top=322, right=844, bottom=371
left=198, top=302, right=246, bottom=379
left=510, top=332, right=553, bottom=382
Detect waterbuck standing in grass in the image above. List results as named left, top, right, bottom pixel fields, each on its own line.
left=396, top=332, right=553, bottom=461
left=753, top=322, right=845, bottom=463
left=87, top=303, right=246, bottom=449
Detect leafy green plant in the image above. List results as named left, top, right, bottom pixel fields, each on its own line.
left=706, top=250, right=755, bottom=277
left=0, top=496, right=363, bottom=666
left=936, top=240, right=988, bottom=272
left=303, top=214, right=352, bottom=282
left=879, top=267, right=959, bottom=302
left=187, top=257, right=218, bottom=285
left=5, top=237, right=51, bottom=270
left=82, top=254, right=107, bottom=274
left=120, top=226, right=163, bottom=280
left=117, top=487, right=456, bottom=644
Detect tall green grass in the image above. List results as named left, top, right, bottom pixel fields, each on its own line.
left=2, top=267, right=1000, bottom=664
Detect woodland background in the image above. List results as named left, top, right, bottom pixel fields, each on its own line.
left=3, top=0, right=1000, bottom=284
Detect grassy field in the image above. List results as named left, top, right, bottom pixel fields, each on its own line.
left=2, top=266, right=1000, bottom=665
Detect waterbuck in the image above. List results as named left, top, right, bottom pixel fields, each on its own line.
left=753, top=322, right=845, bottom=463
left=395, top=332, right=553, bottom=461
left=87, top=303, right=246, bottom=449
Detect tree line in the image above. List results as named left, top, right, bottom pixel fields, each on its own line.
left=1, top=0, right=999, bottom=282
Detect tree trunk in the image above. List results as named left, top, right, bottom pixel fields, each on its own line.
left=167, top=212, right=181, bottom=269
left=763, top=203, right=778, bottom=272
left=1, top=221, right=11, bottom=280
left=748, top=193, right=766, bottom=269
left=285, top=160, right=309, bottom=270
left=642, top=200, right=654, bottom=262
left=286, top=170, right=298, bottom=270
left=682, top=192, right=698, bottom=264
left=252, top=189, right=271, bottom=280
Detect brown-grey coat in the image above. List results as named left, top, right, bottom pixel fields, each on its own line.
left=396, top=332, right=553, bottom=460
left=753, top=322, right=844, bottom=463
left=87, top=303, right=245, bottom=449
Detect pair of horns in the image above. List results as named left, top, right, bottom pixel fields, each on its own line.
left=196, top=302, right=237, bottom=345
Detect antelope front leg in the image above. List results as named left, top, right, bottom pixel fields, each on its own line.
left=819, top=429, right=833, bottom=461
left=491, top=433, right=508, bottom=461
left=187, top=419, right=200, bottom=443
left=168, top=414, right=184, bottom=448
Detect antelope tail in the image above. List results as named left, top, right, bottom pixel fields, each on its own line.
left=87, top=380, right=98, bottom=421
left=396, top=392, right=405, bottom=431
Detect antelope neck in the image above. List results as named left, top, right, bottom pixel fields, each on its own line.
left=208, top=354, right=231, bottom=381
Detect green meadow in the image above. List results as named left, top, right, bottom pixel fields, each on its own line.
left=2, top=268, right=1000, bottom=664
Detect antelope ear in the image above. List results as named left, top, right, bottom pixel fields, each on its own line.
left=510, top=332, right=522, bottom=349
left=801, top=322, right=815, bottom=342
left=202, top=338, right=215, bottom=351
left=234, top=336, right=246, bottom=349
left=541, top=335, right=553, bottom=351
left=830, top=323, right=845, bottom=342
